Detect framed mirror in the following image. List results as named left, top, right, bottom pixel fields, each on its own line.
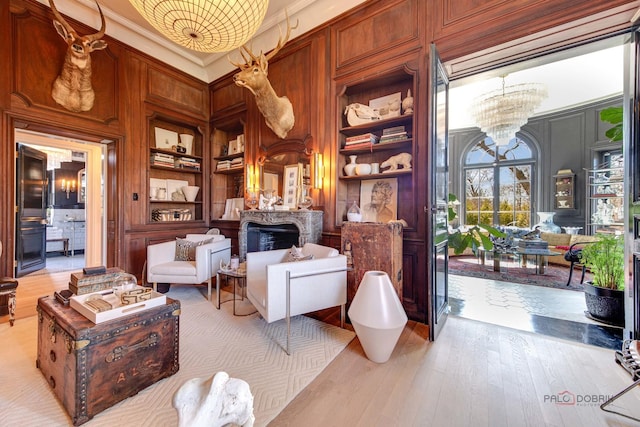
left=258, top=137, right=312, bottom=199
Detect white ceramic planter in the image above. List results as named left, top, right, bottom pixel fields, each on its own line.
left=348, top=271, right=407, bottom=363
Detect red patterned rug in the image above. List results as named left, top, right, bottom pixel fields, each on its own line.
left=448, top=255, right=591, bottom=291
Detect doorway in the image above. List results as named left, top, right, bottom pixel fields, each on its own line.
left=445, top=35, right=626, bottom=347
left=14, top=129, right=106, bottom=276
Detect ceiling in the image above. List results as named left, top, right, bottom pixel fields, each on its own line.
left=449, top=41, right=625, bottom=129
left=42, top=0, right=366, bottom=82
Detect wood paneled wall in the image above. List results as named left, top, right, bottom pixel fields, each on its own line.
left=1, top=0, right=637, bottom=322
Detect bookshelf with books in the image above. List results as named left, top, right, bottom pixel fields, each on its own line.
left=211, top=114, right=247, bottom=220
left=336, top=66, right=415, bottom=227
left=148, top=115, right=204, bottom=224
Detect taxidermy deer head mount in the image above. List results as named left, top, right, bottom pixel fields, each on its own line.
left=230, top=14, right=298, bottom=139
left=49, top=0, right=107, bottom=112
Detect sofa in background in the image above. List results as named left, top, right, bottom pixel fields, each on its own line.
left=539, top=232, right=600, bottom=267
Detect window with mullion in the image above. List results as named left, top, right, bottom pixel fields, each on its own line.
left=463, top=137, right=534, bottom=227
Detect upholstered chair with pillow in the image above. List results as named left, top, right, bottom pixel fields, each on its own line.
left=147, top=234, right=231, bottom=301
left=246, top=243, right=347, bottom=354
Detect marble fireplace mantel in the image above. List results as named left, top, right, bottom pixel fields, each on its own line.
left=239, top=210, right=323, bottom=259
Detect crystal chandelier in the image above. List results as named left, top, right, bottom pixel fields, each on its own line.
left=128, top=0, right=270, bottom=53
left=471, top=77, right=547, bottom=145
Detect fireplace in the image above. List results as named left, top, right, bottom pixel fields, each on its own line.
left=239, top=210, right=323, bottom=259
left=246, top=222, right=299, bottom=253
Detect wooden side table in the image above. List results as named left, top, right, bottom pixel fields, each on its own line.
left=0, top=278, right=18, bottom=326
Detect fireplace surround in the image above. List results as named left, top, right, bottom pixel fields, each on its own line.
left=239, top=210, right=323, bottom=259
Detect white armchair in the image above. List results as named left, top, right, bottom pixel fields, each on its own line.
left=147, top=234, right=231, bottom=301
left=246, top=243, right=347, bottom=354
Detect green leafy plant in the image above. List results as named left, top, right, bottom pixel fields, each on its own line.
left=600, top=106, right=622, bottom=142
left=579, top=233, right=624, bottom=290
left=447, top=193, right=505, bottom=255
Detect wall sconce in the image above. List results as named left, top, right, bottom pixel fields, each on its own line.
left=246, top=163, right=261, bottom=193
left=313, top=152, right=324, bottom=189
left=61, top=178, right=76, bottom=199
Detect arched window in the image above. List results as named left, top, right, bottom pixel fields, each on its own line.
left=463, top=137, right=536, bottom=227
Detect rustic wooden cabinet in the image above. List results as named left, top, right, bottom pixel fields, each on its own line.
left=341, top=222, right=403, bottom=310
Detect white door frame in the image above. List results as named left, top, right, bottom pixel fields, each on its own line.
left=14, top=129, right=106, bottom=267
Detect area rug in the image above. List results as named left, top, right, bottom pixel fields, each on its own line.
left=448, top=255, right=591, bottom=291
left=0, top=287, right=355, bottom=426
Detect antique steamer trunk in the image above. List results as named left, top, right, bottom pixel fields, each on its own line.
left=36, top=295, right=180, bottom=425
left=341, top=222, right=403, bottom=309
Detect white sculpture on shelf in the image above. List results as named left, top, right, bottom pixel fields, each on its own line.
left=173, top=371, right=255, bottom=427
left=381, top=152, right=412, bottom=172
left=344, top=103, right=381, bottom=126
left=401, top=89, right=414, bottom=115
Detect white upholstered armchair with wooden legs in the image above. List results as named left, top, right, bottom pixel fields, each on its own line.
left=147, top=234, right=231, bottom=301
left=246, top=243, right=347, bottom=354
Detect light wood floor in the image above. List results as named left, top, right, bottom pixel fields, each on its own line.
left=5, top=273, right=640, bottom=426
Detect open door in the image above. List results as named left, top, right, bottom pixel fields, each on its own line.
left=428, top=44, right=450, bottom=340
left=16, top=144, right=48, bottom=277
left=625, top=30, right=640, bottom=340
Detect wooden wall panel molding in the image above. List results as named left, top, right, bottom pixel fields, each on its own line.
left=332, top=0, right=420, bottom=74
left=10, top=1, right=118, bottom=124
left=434, top=0, right=640, bottom=67
left=146, top=66, right=208, bottom=120
left=443, top=1, right=640, bottom=78
left=402, top=240, right=425, bottom=323
left=254, top=40, right=318, bottom=149
left=442, top=0, right=528, bottom=28
left=210, top=75, right=246, bottom=118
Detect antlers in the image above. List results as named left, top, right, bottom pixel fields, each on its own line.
left=229, top=11, right=299, bottom=70
left=49, top=0, right=106, bottom=43
left=49, top=0, right=107, bottom=112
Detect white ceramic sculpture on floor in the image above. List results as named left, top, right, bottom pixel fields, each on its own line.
left=348, top=271, right=408, bottom=363
left=173, top=371, right=255, bottom=427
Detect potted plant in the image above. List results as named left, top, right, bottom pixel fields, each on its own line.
left=600, top=106, right=623, bottom=142
left=447, top=193, right=505, bottom=255
left=579, top=233, right=625, bottom=326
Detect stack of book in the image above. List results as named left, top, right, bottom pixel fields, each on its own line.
left=175, top=157, right=201, bottom=171
left=216, top=157, right=244, bottom=171
left=69, top=267, right=125, bottom=295
left=151, top=152, right=175, bottom=168
left=216, top=160, right=232, bottom=170
left=517, top=238, right=549, bottom=254
left=229, top=157, right=244, bottom=169
left=343, top=133, right=380, bottom=150
left=379, top=126, right=409, bottom=143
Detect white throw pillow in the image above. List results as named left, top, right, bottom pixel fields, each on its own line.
left=283, top=245, right=314, bottom=262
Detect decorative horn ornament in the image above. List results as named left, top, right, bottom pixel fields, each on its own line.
left=49, top=0, right=107, bottom=112
left=230, top=12, right=298, bottom=139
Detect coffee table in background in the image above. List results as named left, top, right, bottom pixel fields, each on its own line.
left=515, top=249, right=561, bottom=275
